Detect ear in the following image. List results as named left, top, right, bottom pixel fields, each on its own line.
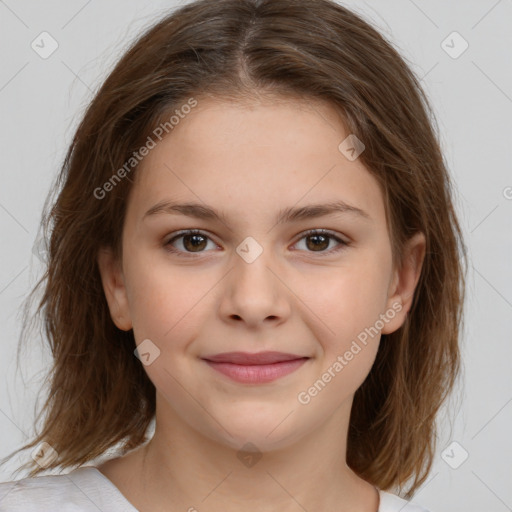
left=381, top=232, right=426, bottom=335
left=97, top=246, right=133, bottom=331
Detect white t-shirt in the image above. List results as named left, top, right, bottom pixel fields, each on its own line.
left=0, top=466, right=431, bottom=511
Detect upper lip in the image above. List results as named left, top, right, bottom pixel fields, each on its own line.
left=202, top=351, right=308, bottom=365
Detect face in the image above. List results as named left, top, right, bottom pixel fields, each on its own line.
left=98, top=95, right=425, bottom=452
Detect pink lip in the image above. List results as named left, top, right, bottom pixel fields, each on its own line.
left=202, top=351, right=309, bottom=384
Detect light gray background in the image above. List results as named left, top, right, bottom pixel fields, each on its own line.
left=0, top=1, right=511, bottom=511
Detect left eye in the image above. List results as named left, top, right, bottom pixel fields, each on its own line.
left=164, top=229, right=347, bottom=256
left=292, top=229, right=347, bottom=254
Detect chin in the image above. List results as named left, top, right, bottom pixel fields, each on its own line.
left=204, top=414, right=307, bottom=454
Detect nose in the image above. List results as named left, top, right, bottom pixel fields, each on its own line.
left=218, top=246, right=291, bottom=329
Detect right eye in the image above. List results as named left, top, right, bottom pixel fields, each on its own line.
left=164, top=229, right=219, bottom=256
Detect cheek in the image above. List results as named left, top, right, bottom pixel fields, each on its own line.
left=296, top=260, right=390, bottom=408
left=306, top=250, right=392, bottom=355
left=123, top=250, right=205, bottom=343
left=125, top=260, right=204, bottom=394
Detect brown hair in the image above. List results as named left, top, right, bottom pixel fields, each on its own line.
left=1, top=0, right=466, bottom=498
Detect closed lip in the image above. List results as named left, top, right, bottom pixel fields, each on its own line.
left=201, top=351, right=309, bottom=365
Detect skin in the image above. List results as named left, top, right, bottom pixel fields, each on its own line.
left=97, top=95, right=425, bottom=512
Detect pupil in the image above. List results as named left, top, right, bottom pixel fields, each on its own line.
left=184, top=234, right=206, bottom=251
left=307, top=234, right=328, bottom=251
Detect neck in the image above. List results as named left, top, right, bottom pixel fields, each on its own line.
left=122, top=393, right=380, bottom=512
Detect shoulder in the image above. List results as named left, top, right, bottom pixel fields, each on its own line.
left=378, top=489, right=432, bottom=512
left=0, top=466, right=135, bottom=512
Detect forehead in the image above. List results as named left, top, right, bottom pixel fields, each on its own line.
left=127, top=96, right=387, bottom=231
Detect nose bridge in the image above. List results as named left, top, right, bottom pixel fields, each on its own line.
left=220, top=235, right=290, bottom=325
left=233, top=235, right=279, bottom=298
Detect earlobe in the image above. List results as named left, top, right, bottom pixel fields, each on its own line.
left=381, top=232, right=426, bottom=335
left=97, top=246, right=133, bottom=331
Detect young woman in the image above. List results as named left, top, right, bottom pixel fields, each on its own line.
left=0, top=0, right=466, bottom=510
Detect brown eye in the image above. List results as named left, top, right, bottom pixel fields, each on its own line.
left=182, top=233, right=208, bottom=252
left=293, top=229, right=347, bottom=255
left=164, top=229, right=347, bottom=258
left=165, top=230, right=216, bottom=255
left=305, top=233, right=330, bottom=251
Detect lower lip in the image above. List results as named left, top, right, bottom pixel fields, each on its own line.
left=204, top=358, right=309, bottom=384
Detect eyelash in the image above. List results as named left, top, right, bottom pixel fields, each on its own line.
left=164, top=229, right=349, bottom=258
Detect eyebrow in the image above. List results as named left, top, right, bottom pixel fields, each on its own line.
left=143, top=199, right=371, bottom=225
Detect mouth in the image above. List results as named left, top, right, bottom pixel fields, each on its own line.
left=201, top=351, right=310, bottom=384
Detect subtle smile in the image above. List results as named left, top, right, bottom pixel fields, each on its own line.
left=201, top=351, right=310, bottom=384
